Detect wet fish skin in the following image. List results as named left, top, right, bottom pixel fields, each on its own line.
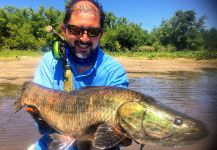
left=14, top=82, right=208, bottom=149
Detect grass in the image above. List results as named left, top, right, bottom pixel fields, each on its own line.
left=0, top=49, right=216, bottom=60
left=107, top=50, right=217, bottom=60
left=0, top=49, right=43, bottom=58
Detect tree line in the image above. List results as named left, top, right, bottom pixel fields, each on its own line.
left=0, top=6, right=216, bottom=52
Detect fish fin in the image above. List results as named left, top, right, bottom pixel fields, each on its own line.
left=48, top=133, right=76, bottom=150
left=93, top=123, right=126, bottom=149
left=76, top=141, right=93, bottom=150
left=140, top=144, right=145, bottom=150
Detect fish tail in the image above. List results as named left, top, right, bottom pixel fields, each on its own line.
left=13, top=97, right=24, bottom=113
left=49, top=133, right=76, bottom=150
left=14, top=81, right=32, bottom=113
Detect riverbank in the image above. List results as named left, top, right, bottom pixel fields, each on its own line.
left=115, top=57, right=217, bottom=78
left=0, top=56, right=217, bottom=85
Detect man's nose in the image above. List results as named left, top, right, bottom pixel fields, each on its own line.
left=80, top=31, right=90, bottom=43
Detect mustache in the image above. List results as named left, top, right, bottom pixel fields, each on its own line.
left=74, top=40, right=93, bottom=47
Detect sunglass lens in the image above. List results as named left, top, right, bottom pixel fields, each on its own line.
left=88, top=28, right=101, bottom=37
left=68, top=25, right=81, bottom=35
left=66, top=24, right=101, bottom=37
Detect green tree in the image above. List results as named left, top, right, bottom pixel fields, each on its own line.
left=156, top=10, right=206, bottom=50
left=104, top=12, right=117, bottom=29
left=0, top=6, right=64, bottom=50
left=2, top=6, right=31, bottom=49
left=102, top=13, right=148, bottom=52
left=116, top=23, right=148, bottom=51
left=202, top=28, right=217, bottom=51
left=0, top=8, right=8, bottom=47
left=101, top=28, right=120, bottom=52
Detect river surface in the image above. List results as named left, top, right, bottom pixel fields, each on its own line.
left=0, top=70, right=217, bottom=150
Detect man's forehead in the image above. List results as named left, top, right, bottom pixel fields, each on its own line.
left=71, top=1, right=99, bottom=16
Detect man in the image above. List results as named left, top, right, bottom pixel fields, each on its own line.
left=29, top=0, right=129, bottom=149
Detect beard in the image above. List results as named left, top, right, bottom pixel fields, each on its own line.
left=74, top=40, right=92, bottom=59
left=67, top=40, right=98, bottom=66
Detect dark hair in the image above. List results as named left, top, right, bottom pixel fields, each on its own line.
left=64, top=0, right=105, bottom=28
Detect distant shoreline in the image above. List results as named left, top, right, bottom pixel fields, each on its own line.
left=114, top=57, right=217, bottom=78
left=0, top=56, right=217, bottom=85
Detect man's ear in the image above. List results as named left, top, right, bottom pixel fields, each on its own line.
left=99, top=29, right=104, bottom=38
left=61, top=24, right=67, bottom=36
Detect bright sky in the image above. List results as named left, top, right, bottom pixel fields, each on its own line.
left=0, top=0, right=216, bottom=31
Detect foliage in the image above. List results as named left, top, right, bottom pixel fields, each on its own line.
left=202, top=28, right=217, bottom=51
left=102, top=12, right=149, bottom=52
left=132, top=46, right=155, bottom=52
left=151, top=10, right=207, bottom=50
left=0, top=6, right=63, bottom=50
left=0, top=6, right=216, bottom=59
left=0, top=49, right=42, bottom=57
left=107, top=50, right=217, bottom=60
left=116, top=23, right=148, bottom=50
left=101, top=28, right=120, bottom=52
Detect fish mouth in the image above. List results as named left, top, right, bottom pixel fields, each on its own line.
left=143, top=118, right=209, bottom=147
left=25, top=105, right=39, bottom=114
left=160, top=126, right=209, bottom=146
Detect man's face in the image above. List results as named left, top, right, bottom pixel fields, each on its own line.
left=62, top=2, right=102, bottom=59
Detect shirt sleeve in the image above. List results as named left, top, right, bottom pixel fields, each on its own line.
left=106, top=64, right=129, bottom=88
left=33, top=52, right=56, bottom=89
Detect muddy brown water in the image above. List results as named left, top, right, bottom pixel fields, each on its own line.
left=0, top=70, right=217, bottom=150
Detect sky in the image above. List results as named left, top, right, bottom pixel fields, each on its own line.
left=0, top=0, right=216, bottom=31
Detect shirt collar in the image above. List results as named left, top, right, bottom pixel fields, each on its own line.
left=66, top=47, right=104, bottom=78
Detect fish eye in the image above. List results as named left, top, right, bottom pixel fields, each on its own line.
left=174, top=118, right=183, bottom=126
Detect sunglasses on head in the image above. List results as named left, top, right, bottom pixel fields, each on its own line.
left=65, top=24, right=102, bottom=37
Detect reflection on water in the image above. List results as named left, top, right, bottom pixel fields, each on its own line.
left=0, top=70, right=217, bottom=150
left=0, top=83, right=40, bottom=150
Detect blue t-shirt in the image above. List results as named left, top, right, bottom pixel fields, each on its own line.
left=34, top=47, right=129, bottom=90
left=32, top=47, right=129, bottom=150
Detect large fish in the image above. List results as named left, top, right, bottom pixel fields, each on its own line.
left=14, top=82, right=208, bottom=150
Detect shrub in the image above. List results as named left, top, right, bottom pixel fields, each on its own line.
left=132, top=45, right=155, bottom=52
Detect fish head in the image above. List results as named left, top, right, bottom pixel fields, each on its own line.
left=117, top=100, right=209, bottom=147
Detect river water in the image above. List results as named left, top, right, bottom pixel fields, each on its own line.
left=0, top=70, right=217, bottom=150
